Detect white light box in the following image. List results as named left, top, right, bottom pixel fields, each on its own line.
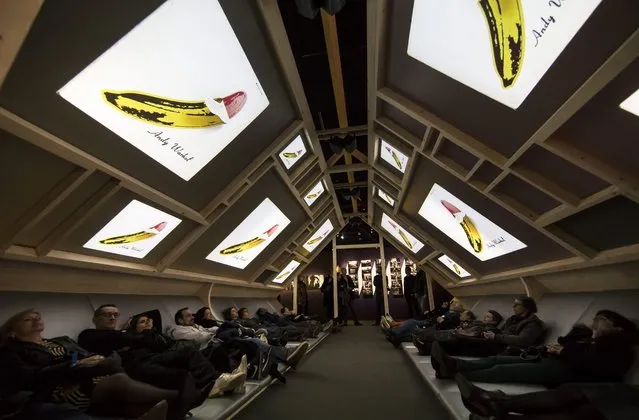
left=206, top=198, right=290, bottom=269
left=303, top=219, right=334, bottom=253
left=273, top=260, right=301, bottom=284
left=58, top=0, right=269, bottom=181
left=620, top=88, right=639, bottom=118
left=419, top=183, right=526, bottom=261
left=303, top=181, right=325, bottom=206
left=438, top=254, right=471, bottom=278
left=84, top=200, right=182, bottom=258
left=407, top=1, right=602, bottom=109
left=279, top=135, right=308, bottom=170
left=380, top=140, right=408, bottom=173
left=378, top=188, right=395, bottom=206
left=380, top=213, right=424, bottom=253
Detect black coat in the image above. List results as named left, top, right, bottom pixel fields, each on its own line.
left=403, top=274, right=416, bottom=295
left=496, top=313, right=545, bottom=348
left=373, top=275, right=383, bottom=296
left=0, top=337, right=95, bottom=398
left=559, top=331, right=636, bottom=383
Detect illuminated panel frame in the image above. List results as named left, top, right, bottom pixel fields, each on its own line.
left=279, top=134, right=308, bottom=170
left=437, top=254, right=471, bottom=278
left=58, top=0, right=270, bottom=181
left=273, top=259, right=301, bottom=283
left=380, top=139, right=409, bottom=173
left=84, top=199, right=182, bottom=258
left=206, top=198, right=290, bottom=269
left=303, top=180, right=325, bottom=207
left=377, top=187, right=395, bottom=206
left=418, top=183, right=526, bottom=261
left=380, top=213, right=424, bottom=254
left=303, top=218, right=334, bottom=253
left=620, top=88, right=639, bottom=117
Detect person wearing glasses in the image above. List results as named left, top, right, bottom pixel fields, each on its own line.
left=434, top=296, right=545, bottom=358
left=431, top=309, right=637, bottom=386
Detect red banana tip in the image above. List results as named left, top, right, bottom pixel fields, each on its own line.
left=223, top=91, right=247, bottom=118
left=152, top=222, right=167, bottom=232
left=265, top=224, right=279, bottom=237
left=441, top=200, right=461, bottom=216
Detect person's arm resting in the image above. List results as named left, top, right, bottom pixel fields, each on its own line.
left=495, top=321, right=543, bottom=347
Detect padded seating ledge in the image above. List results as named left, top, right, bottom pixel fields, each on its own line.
left=399, top=290, right=639, bottom=420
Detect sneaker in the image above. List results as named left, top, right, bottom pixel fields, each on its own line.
left=208, top=372, right=247, bottom=398
left=322, top=320, right=334, bottom=332
left=380, top=317, right=391, bottom=331
left=456, top=373, right=505, bottom=417
left=430, top=341, right=457, bottom=379
left=385, top=314, right=395, bottom=323
left=286, top=341, right=309, bottom=369
left=231, top=355, right=248, bottom=376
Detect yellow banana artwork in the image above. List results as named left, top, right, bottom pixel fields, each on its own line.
left=388, top=220, right=413, bottom=250
left=478, top=0, right=525, bottom=88
left=99, top=222, right=167, bottom=245
left=102, top=90, right=247, bottom=128
left=219, top=225, right=279, bottom=255
left=441, top=200, right=483, bottom=253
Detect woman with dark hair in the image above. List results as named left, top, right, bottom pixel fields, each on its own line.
left=435, top=296, right=545, bottom=357
left=194, top=308, right=219, bottom=329
left=432, top=309, right=637, bottom=386
left=0, top=309, right=202, bottom=419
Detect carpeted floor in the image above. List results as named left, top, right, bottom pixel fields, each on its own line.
left=234, top=324, right=451, bottom=420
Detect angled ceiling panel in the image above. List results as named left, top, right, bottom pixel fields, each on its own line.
left=0, top=0, right=297, bottom=210
left=384, top=0, right=639, bottom=157
left=171, top=170, right=307, bottom=278
left=372, top=205, right=435, bottom=261
left=400, top=155, right=571, bottom=274
left=0, top=130, right=78, bottom=235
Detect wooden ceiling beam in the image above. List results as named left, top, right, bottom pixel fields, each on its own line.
left=318, top=125, right=368, bottom=139
left=326, top=163, right=369, bottom=173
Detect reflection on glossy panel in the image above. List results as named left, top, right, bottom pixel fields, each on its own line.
left=381, top=213, right=424, bottom=253
left=273, top=259, right=301, bottom=283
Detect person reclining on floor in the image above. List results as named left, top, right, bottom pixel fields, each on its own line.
left=382, top=298, right=464, bottom=329
left=431, top=309, right=637, bottom=387
left=254, top=307, right=325, bottom=337
left=79, top=304, right=245, bottom=398
left=413, top=310, right=503, bottom=355
left=234, top=307, right=291, bottom=345
left=434, top=296, right=545, bottom=358
left=454, top=373, right=639, bottom=420
left=125, top=312, right=246, bottom=398
left=0, top=309, right=199, bottom=420
left=194, top=307, right=220, bottom=329
left=218, top=307, right=308, bottom=369
left=382, top=298, right=465, bottom=347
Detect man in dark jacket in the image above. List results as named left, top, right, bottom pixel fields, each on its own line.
left=456, top=374, right=639, bottom=420
left=403, top=266, right=418, bottom=318
left=373, top=273, right=384, bottom=326
left=436, top=296, right=545, bottom=357
left=431, top=309, right=637, bottom=386
left=414, top=269, right=427, bottom=314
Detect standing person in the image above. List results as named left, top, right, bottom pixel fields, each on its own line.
left=403, top=266, right=418, bottom=318
left=336, top=275, right=348, bottom=327
left=297, top=279, right=308, bottom=316
left=320, top=275, right=334, bottom=322
left=373, top=273, right=384, bottom=326
left=345, top=275, right=362, bottom=326
left=414, top=269, right=427, bottom=314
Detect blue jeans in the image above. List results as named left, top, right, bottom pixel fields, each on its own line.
left=389, top=319, right=427, bottom=336
left=247, top=338, right=288, bottom=363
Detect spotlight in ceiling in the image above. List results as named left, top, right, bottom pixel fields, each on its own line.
left=294, top=0, right=347, bottom=19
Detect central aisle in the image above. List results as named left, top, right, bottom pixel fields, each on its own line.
left=234, top=325, right=450, bottom=420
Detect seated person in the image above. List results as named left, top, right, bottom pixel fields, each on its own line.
left=436, top=296, right=545, bottom=357
left=431, top=309, right=637, bottom=387
left=455, top=373, right=639, bottom=420
left=194, top=307, right=219, bottom=329
left=234, top=308, right=289, bottom=345
left=413, top=310, right=503, bottom=355
left=255, top=307, right=322, bottom=338
left=383, top=299, right=465, bottom=347
left=125, top=313, right=246, bottom=398
left=382, top=298, right=463, bottom=329
left=79, top=305, right=244, bottom=397
left=0, top=309, right=198, bottom=419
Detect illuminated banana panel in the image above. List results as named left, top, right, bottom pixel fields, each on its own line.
left=407, top=1, right=602, bottom=109
left=380, top=213, right=424, bottom=253
left=419, top=183, right=526, bottom=261
left=620, top=88, right=639, bottom=118
left=303, top=181, right=325, bottom=206
left=303, top=219, right=334, bottom=253
left=273, top=259, right=301, bottom=284
left=58, top=0, right=269, bottom=181
left=438, top=254, right=471, bottom=278
left=377, top=188, right=395, bottom=206
left=380, top=140, right=408, bottom=173
left=206, top=198, right=290, bottom=269
left=279, top=135, right=308, bottom=169
left=84, top=200, right=182, bottom=258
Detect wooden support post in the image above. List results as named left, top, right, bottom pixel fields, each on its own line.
left=379, top=234, right=389, bottom=315
left=332, top=236, right=338, bottom=319
left=292, top=275, right=298, bottom=315
left=426, top=276, right=435, bottom=312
